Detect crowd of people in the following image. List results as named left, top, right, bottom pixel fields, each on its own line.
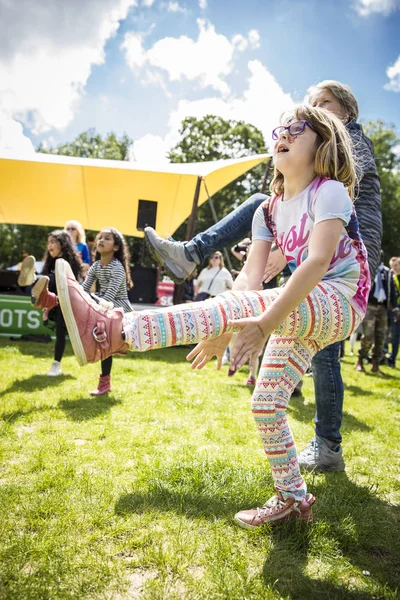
left=13, top=78, right=397, bottom=529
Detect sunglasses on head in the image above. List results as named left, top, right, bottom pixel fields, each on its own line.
left=272, top=120, right=316, bottom=140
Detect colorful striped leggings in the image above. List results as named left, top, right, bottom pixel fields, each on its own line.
left=123, top=283, right=362, bottom=500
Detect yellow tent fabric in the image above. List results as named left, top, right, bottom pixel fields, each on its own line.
left=0, top=152, right=270, bottom=237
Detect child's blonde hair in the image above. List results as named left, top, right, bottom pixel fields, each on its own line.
left=270, top=104, right=357, bottom=200
left=307, top=80, right=359, bottom=124
left=64, top=220, right=86, bottom=244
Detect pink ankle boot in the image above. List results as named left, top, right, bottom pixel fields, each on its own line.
left=31, top=277, right=58, bottom=309
left=90, top=375, right=112, bottom=396
left=55, top=259, right=128, bottom=366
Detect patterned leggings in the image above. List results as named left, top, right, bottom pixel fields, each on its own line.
left=123, top=283, right=362, bottom=500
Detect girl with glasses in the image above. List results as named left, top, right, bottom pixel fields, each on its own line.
left=50, top=104, right=369, bottom=527
left=144, top=79, right=381, bottom=475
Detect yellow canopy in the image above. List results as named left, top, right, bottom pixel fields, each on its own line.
left=0, top=152, right=270, bottom=237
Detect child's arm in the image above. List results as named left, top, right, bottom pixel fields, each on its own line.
left=263, top=246, right=287, bottom=284
left=229, top=218, right=344, bottom=371
left=81, top=264, right=96, bottom=293
left=232, top=239, right=272, bottom=291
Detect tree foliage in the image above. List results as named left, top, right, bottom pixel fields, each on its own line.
left=363, top=120, right=400, bottom=261
left=168, top=115, right=270, bottom=243
left=37, top=129, right=132, bottom=161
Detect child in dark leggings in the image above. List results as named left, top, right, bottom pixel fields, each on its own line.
left=30, top=230, right=82, bottom=376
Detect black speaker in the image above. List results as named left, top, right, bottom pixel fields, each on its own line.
left=128, top=266, right=158, bottom=304
left=137, top=199, right=157, bottom=231
left=0, top=270, right=18, bottom=292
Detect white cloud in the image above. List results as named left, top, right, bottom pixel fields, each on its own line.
left=248, top=29, right=261, bottom=49
left=354, top=0, right=400, bottom=16
left=167, top=1, right=186, bottom=12
left=132, top=133, right=171, bottom=162
left=199, top=0, right=207, bottom=8
left=122, top=19, right=261, bottom=97
left=0, top=0, right=136, bottom=134
left=385, top=55, right=400, bottom=91
left=0, top=110, right=35, bottom=153
left=121, top=32, right=148, bottom=69
left=133, top=60, right=294, bottom=162
left=142, top=0, right=155, bottom=6
left=232, top=34, right=249, bottom=52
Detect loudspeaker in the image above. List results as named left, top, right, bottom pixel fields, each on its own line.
left=137, top=199, right=157, bottom=231
left=128, top=266, right=158, bottom=304
left=0, top=270, right=18, bottom=292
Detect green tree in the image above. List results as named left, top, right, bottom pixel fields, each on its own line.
left=0, top=130, right=138, bottom=269
left=363, top=120, right=400, bottom=261
left=168, top=115, right=270, bottom=251
left=37, top=129, right=132, bottom=161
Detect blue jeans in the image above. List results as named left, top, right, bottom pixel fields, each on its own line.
left=185, top=193, right=267, bottom=263
left=184, top=193, right=345, bottom=446
left=311, top=341, right=343, bottom=445
left=390, top=313, right=400, bottom=366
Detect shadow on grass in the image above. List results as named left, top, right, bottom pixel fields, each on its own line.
left=262, top=474, right=400, bottom=599
left=0, top=405, right=52, bottom=424
left=58, top=395, right=122, bottom=421
left=288, top=394, right=371, bottom=432
left=115, top=469, right=399, bottom=598
left=0, top=373, right=75, bottom=397
left=344, top=384, right=375, bottom=396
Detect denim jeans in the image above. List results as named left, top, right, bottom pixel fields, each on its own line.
left=184, top=193, right=267, bottom=263
left=390, top=313, right=400, bottom=366
left=311, top=341, right=343, bottom=445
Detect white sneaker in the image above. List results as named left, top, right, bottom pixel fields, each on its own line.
left=47, top=360, right=62, bottom=376
left=18, top=255, right=36, bottom=287
left=222, top=354, right=230, bottom=365
left=144, top=227, right=197, bottom=284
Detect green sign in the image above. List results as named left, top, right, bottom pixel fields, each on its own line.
left=0, top=294, right=53, bottom=337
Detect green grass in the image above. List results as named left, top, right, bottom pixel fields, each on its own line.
left=0, top=338, right=399, bottom=600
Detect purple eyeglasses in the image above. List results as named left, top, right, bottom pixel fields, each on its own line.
left=272, top=120, right=317, bottom=140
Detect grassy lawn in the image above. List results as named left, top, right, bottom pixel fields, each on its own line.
left=0, top=337, right=399, bottom=599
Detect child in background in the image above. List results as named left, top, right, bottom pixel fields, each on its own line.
left=65, top=220, right=91, bottom=267
left=80, top=228, right=133, bottom=395
left=30, top=230, right=82, bottom=376
left=49, top=105, right=370, bottom=527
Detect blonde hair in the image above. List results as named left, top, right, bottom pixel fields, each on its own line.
left=208, top=252, right=225, bottom=269
left=307, top=80, right=359, bottom=124
left=64, top=220, right=86, bottom=244
left=270, top=104, right=357, bottom=200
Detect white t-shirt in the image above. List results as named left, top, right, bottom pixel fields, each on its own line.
left=197, top=266, right=233, bottom=296
left=252, top=177, right=370, bottom=316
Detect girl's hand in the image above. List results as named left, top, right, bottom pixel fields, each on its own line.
left=228, top=317, right=268, bottom=372
left=186, top=332, right=232, bottom=370
left=263, top=248, right=287, bottom=283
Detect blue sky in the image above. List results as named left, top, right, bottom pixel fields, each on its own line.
left=0, top=0, right=399, bottom=161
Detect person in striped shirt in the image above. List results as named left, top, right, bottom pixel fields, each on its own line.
left=81, top=228, right=133, bottom=395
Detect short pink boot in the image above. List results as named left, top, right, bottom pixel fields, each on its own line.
left=31, top=277, right=59, bottom=309
left=55, top=259, right=128, bottom=366
left=90, top=375, right=112, bottom=396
